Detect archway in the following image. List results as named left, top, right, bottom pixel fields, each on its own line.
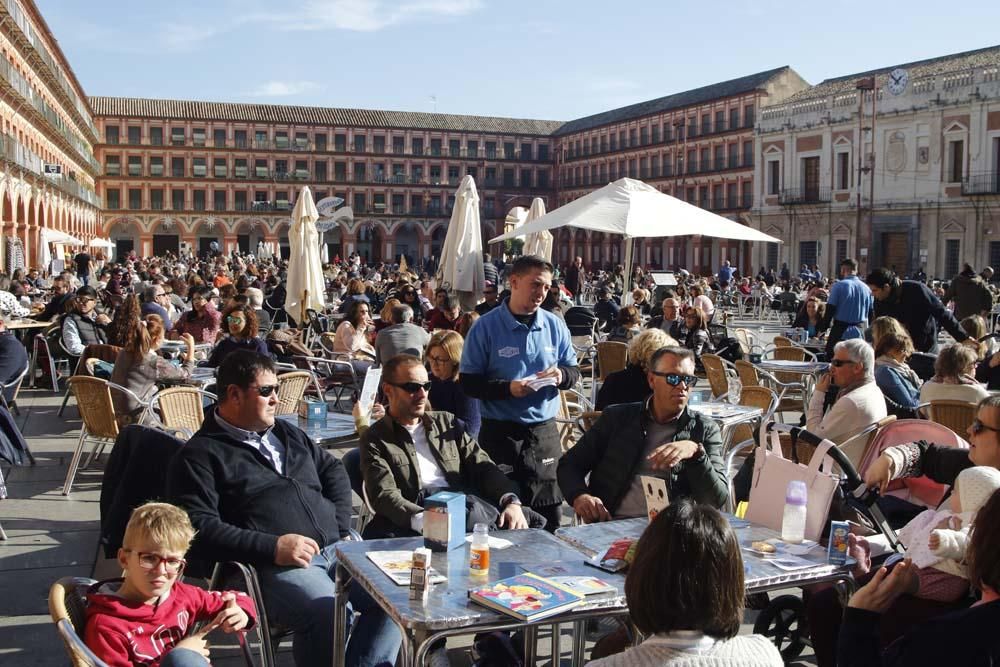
left=235, top=219, right=266, bottom=254
left=392, top=222, right=418, bottom=266
left=430, top=225, right=447, bottom=265
left=151, top=218, right=181, bottom=257
left=355, top=222, right=382, bottom=264
left=108, top=218, right=142, bottom=260
left=193, top=218, right=223, bottom=258
left=275, top=222, right=290, bottom=261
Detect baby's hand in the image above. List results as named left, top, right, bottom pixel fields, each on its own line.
left=928, top=531, right=941, bottom=551
left=949, top=515, right=963, bottom=530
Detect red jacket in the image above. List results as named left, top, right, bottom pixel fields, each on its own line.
left=84, top=579, right=256, bottom=667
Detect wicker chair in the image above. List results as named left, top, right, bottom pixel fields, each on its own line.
left=700, top=353, right=733, bottom=399
left=919, top=400, right=978, bottom=437
left=149, top=387, right=218, bottom=439
left=63, top=376, right=145, bottom=495
left=275, top=371, right=313, bottom=415
left=59, top=344, right=122, bottom=417
left=556, top=388, right=594, bottom=452
left=772, top=335, right=795, bottom=348
left=595, top=341, right=628, bottom=382
left=729, top=386, right=778, bottom=447
left=49, top=576, right=107, bottom=667
left=735, top=359, right=805, bottom=420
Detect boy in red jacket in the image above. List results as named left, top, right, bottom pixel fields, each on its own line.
left=84, top=502, right=257, bottom=667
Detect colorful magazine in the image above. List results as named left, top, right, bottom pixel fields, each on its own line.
left=366, top=551, right=447, bottom=586
left=548, top=575, right=616, bottom=596
left=469, top=573, right=585, bottom=621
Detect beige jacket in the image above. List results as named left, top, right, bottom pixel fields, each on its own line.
left=806, top=378, right=887, bottom=446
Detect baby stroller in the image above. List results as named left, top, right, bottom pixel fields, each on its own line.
left=748, top=422, right=904, bottom=661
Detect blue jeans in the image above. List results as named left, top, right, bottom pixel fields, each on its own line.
left=256, top=543, right=400, bottom=667
left=161, top=648, right=209, bottom=667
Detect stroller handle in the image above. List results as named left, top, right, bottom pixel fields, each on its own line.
left=765, top=423, right=866, bottom=491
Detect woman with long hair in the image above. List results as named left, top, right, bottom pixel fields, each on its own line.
left=106, top=294, right=141, bottom=347
left=110, top=314, right=195, bottom=423
left=793, top=296, right=829, bottom=338
left=172, top=284, right=221, bottom=344
left=377, top=298, right=400, bottom=333
left=332, top=299, right=376, bottom=377
left=204, top=303, right=270, bottom=367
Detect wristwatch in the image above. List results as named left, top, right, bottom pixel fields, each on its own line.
left=500, top=493, right=522, bottom=508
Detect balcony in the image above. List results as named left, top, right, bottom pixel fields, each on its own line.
left=0, top=133, right=100, bottom=206
left=778, top=187, right=832, bottom=205
left=963, top=172, right=1000, bottom=196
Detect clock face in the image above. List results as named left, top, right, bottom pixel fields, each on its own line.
left=887, top=68, right=909, bottom=95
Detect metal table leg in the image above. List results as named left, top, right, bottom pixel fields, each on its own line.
left=332, top=562, right=351, bottom=667
left=572, top=620, right=586, bottom=665
left=523, top=625, right=538, bottom=665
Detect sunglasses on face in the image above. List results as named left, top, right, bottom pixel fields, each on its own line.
left=650, top=371, right=699, bottom=387
left=971, top=419, right=1000, bottom=435
left=830, top=359, right=857, bottom=367
left=126, top=550, right=187, bottom=574
left=226, top=316, right=246, bottom=324
left=388, top=381, right=432, bottom=394
left=248, top=384, right=279, bottom=397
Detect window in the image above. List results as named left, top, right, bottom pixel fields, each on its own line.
left=214, top=158, right=227, bottom=178
left=743, top=105, right=755, bottom=127
left=171, top=157, right=185, bottom=178
left=255, top=130, right=267, bottom=147
left=714, top=145, right=724, bottom=170
left=192, top=190, right=206, bottom=211
left=392, top=193, right=404, bottom=213
left=234, top=130, right=247, bottom=148
left=467, top=140, right=478, bottom=157
left=128, top=188, right=142, bottom=209
left=105, top=188, right=120, bottom=209
left=171, top=127, right=185, bottom=146
left=171, top=189, right=185, bottom=210
left=314, top=160, right=327, bottom=181
left=485, top=167, right=496, bottom=185
left=836, top=151, right=851, bottom=190
left=295, top=132, right=308, bottom=149
left=105, top=155, right=121, bottom=176
left=730, top=108, right=740, bottom=131
left=127, top=156, right=142, bottom=176
left=373, top=193, right=386, bottom=210
left=521, top=169, right=531, bottom=187
left=150, top=157, right=164, bottom=177
left=192, top=128, right=206, bottom=147
left=651, top=125, right=660, bottom=144
left=502, top=168, right=515, bottom=187
left=504, top=142, right=515, bottom=159
left=767, top=159, right=780, bottom=195
left=639, top=127, right=648, bottom=145
left=314, top=133, right=327, bottom=151
left=214, top=129, right=226, bottom=147
left=234, top=191, right=248, bottom=211
left=255, top=159, right=268, bottom=178
left=485, top=141, right=496, bottom=159
left=742, top=181, right=753, bottom=207
left=700, top=114, right=711, bottom=134
left=295, top=160, right=308, bottom=179
left=715, top=110, right=725, bottom=132
left=354, top=162, right=366, bottom=182
left=354, top=135, right=366, bottom=153
left=799, top=241, right=818, bottom=268
left=945, top=239, right=961, bottom=278
left=521, top=142, right=532, bottom=160
left=835, top=239, right=848, bottom=266
left=742, top=140, right=754, bottom=167
left=353, top=193, right=366, bottom=213
left=213, top=190, right=226, bottom=211
left=334, top=134, right=347, bottom=152
left=192, top=157, right=207, bottom=177
left=105, top=126, right=119, bottom=144
left=372, top=135, right=385, bottom=153
left=726, top=183, right=738, bottom=209
left=431, top=139, right=442, bottom=156
left=150, top=127, right=163, bottom=146
left=538, top=144, right=549, bottom=161
left=628, top=129, right=637, bottom=147
left=429, top=164, right=442, bottom=183
left=949, top=140, right=964, bottom=182
left=537, top=170, right=549, bottom=188
left=234, top=159, right=248, bottom=178
left=766, top=243, right=779, bottom=270
left=334, top=162, right=347, bottom=181
left=127, top=126, right=141, bottom=145
left=150, top=189, right=164, bottom=210
left=448, top=165, right=460, bottom=184
left=450, top=139, right=461, bottom=157
left=412, top=138, right=424, bottom=155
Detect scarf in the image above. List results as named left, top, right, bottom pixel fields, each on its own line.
left=875, top=355, right=922, bottom=389
left=836, top=375, right=875, bottom=401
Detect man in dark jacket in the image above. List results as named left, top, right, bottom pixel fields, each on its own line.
left=360, top=354, right=528, bottom=538
left=565, top=256, right=586, bottom=305
left=866, top=268, right=973, bottom=353
left=944, top=263, right=993, bottom=320
left=35, top=276, right=72, bottom=321
left=558, top=346, right=728, bottom=521
left=168, top=350, right=399, bottom=667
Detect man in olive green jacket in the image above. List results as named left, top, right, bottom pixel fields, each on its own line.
left=360, top=355, right=529, bottom=538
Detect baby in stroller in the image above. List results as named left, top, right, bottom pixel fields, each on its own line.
left=851, top=466, right=1000, bottom=602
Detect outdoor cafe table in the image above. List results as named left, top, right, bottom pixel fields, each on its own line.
left=555, top=515, right=855, bottom=599
left=756, top=358, right=830, bottom=409
left=277, top=411, right=357, bottom=448
left=332, top=529, right=628, bottom=667
left=688, top=401, right=764, bottom=455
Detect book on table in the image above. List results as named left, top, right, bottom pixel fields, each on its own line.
left=468, top=573, right=585, bottom=621
left=366, top=551, right=447, bottom=586
left=547, top=575, right=616, bottom=596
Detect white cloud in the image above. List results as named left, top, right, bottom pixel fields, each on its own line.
left=251, top=80, right=322, bottom=96
left=160, top=23, right=220, bottom=52
left=254, top=0, right=485, bottom=32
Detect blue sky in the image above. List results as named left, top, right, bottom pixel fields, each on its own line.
left=37, top=0, right=1000, bottom=122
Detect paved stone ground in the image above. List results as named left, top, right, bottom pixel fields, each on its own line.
left=1, top=317, right=818, bottom=666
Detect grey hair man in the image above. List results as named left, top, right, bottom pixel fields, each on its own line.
left=374, top=304, right=430, bottom=365
left=245, top=287, right=272, bottom=331
left=806, top=339, right=886, bottom=446
left=140, top=283, right=173, bottom=331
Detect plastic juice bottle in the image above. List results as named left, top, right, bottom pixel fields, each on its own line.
left=781, top=480, right=808, bottom=544
left=469, top=523, right=490, bottom=576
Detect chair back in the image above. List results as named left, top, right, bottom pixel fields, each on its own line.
left=68, top=377, right=119, bottom=440
left=49, top=576, right=107, bottom=667
left=734, top=359, right=761, bottom=387
left=154, top=387, right=214, bottom=434
left=730, top=386, right=777, bottom=445
left=700, top=353, right=730, bottom=399
left=834, top=415, right=898, bottom=473
left=908, top=352, right=938, bottom=382
left=276, top=371, right=312, bottom=415
left=77, top=344, right=121, bottom=374
left=922, top=400, right=978, bottom=437
left=771, top=345, right=809, bottom=384
left=595, top=341, right=628, bottom=382
left=773, top=335, right=794, bottom=348
left=732, top=328, right=755, bottom=355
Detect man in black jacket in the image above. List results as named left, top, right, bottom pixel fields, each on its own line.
left=168, top=350, right=399, bottom=667
left=35, top=275, right=72, bottom=322
left=558, top=346, right=728, bottom=521
left=866, top=268, right=973, bottom=353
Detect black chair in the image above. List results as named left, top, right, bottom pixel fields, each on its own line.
left=564, top=306, right=598, bottom=337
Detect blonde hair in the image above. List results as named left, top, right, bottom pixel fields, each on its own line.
left=122, top=502, right=196, bottom=554
left=961, top=315, right=988, bottom=360
left=628, top=328, right=677, bottom=370
left=380, top=298, right=401, bottom=322
left=870, top=316, right=907, bottom=348
left=427, top=330, right=464, bottom=378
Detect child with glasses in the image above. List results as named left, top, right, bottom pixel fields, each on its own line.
left=85, top=502, right=256, bottom=667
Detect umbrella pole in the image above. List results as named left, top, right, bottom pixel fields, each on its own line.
left=622, top=236, right=633, bottom=306
left=301, top=289, right=308, bottom=328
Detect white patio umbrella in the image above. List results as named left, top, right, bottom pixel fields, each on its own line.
left=491, top=177, right=782, bottom=303
left=38, top=228, right=85, bottom=270
left=436, top=175, right=485, bottom=311
left=521, top=198, right=553, bottom=261
left=284, top=186, right=326, bottom=323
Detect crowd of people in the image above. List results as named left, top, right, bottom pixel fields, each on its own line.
left=3, top=246, right=1000, bottom=667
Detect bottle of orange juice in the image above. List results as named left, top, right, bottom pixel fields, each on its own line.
left=469, top=523, right=490, bottom=576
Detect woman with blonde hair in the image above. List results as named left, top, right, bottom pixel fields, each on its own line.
left=426, top=330, right=480, bottom=437
left=919, top=343, right=990, bottom=404
left=870, top=316, right=908, bottom=349
left=376, top=298, right=400, bottom=333
left=596, top=328, right=677, bottom=410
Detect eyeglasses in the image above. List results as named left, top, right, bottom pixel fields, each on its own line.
left=387, top=381, right=432, bottom=394
left=427, top=355, right=452, bottom=364
left=125, top=550, right=187, bottom=574
left=971, top=419, right=1000, bottom=435
left=650, top=371, right=699, bottom=387
left=248, top=384, right=279, bottom=397
left=226, top=316, right=246, bottom=324
left=830, top=359, right=857, bottom=367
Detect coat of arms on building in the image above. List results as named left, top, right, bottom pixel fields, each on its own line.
left=885, top=132, right=906, bottom=174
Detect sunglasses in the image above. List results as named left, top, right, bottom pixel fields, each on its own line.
left=248, top=384, right=279, bottom=397
left=126, top=550, right=187, bottom=574
left=971, top=419, right=1000, bottom=435
left=226, top=316, right=246, bottom=324
left=830, top=359, right=857, bottom=367
left=387, top=381, right=432, bottom=394
left=650, top=371, right=699, bottom=387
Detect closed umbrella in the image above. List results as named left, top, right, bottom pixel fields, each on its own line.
left=284, top=186, right=326, bottom=324
left=436, top=175, right=485, bottom=311
left=521, top=198, right=553, bottom=261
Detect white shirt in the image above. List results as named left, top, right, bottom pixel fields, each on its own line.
left=403, top=421, right=446, bottom=490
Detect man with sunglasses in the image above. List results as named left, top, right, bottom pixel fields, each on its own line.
left=168, top=350, right=401, bottom=667
left=806, top=338, right=887, bottom=446
left=360, top=355, right=530, bottom=538
left=140, top=284, right=174, bottom=332
left=558, top=346, right=728, bottom=522
left=475, top=283, right=500, bottom=315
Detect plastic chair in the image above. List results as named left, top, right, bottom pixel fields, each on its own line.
left=595, top=341, right=628, bottom=382
left=48, top=576, right=108, bottom=667
left=30, top=325, right=75, bottom=392
left=62, top=377, right=146, bottom=495
left=918, top=400, right=978, bottom=438
left=275, top=371, right=312, bottom=415
left=292, top=354, right=359, bottom=410
left=148, top=387, right=218, bottom=439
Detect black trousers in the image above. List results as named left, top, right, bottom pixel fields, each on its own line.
left=825, top=320, right=863, bottom=359
left=478, top=418, right=564, bottom=532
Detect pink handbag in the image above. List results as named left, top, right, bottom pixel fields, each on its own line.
left=745, top=424, right=840, bottom=542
